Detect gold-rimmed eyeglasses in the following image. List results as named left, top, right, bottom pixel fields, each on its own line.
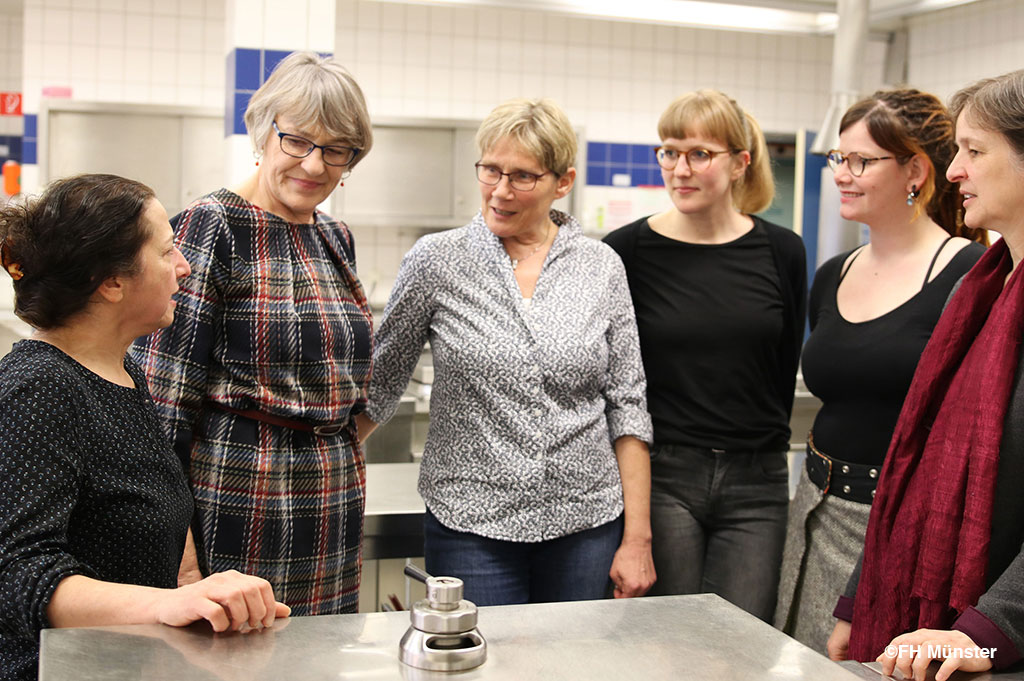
left=655, top=146, right=739, bottom=173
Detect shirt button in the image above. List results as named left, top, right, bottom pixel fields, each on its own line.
left=841, top=465, right=850, bottom=474
left=869, top=468, right=878, bottom=478
left=842, top=484, right=851, bottom=494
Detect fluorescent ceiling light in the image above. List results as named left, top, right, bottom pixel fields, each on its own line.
left=395, top=0, right=837, bottom=35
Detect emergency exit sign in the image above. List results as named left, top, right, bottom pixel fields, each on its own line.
left=1, top=93, right=21, bottom=116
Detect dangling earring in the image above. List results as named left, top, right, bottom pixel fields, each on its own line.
left=906, top=184, right=918, bottom=206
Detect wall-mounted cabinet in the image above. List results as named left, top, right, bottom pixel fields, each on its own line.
left=334, top=116, right=580, bottom=231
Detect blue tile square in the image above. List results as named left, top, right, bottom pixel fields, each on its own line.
left=232, top=91, right=252, bottom=136
left=631, top=143, right=652, bottom=165
left=262, top=49, right=293, bottom=83
left=648, top=167, right=664, bottom=186
left=587, top=141, right=608, bottom=164
left=609, top=143, right=629, bottom=164
left=630, top=166, right=647, bottom=186
left=233, top=48, right=261, bottom=91
left=23, top=114, right=37, bottom=138
left=586, top=163, right=608, bottom=186
left=22, top=139, right=37, bottom=165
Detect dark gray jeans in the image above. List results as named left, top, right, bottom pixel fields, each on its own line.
left=649, top=444, right=789, bottom=622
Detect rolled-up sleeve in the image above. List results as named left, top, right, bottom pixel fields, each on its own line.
left=602, top=255, right=653, bottom=444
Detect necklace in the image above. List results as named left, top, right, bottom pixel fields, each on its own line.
left=508, top=222, right=552, bottom=271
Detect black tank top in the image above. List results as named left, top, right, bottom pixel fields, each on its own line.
left=801, top=240, right=986, bottom=465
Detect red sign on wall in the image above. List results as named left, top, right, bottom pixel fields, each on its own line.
left=1, top=92, right=22, bottom=116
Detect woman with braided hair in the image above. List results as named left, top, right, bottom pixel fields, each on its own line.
left=603, top=90, right=806, bottom=621
left=774, top=89, right=987, bottom=652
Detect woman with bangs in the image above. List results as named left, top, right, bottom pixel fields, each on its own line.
left=132, top=52, right=374, bottom=615
left=775, top=90, right=986, bottom=653
left=603, top=90, right=806, bottom=621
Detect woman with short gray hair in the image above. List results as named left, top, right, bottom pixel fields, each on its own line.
left=133, top=51, right=374, bottom=615
left=359, top=98, right=655, bottom=605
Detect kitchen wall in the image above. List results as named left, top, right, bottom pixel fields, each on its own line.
left=3, top=0, right=1024, bottom=314
left=907, top=0, right=1024, bottom=99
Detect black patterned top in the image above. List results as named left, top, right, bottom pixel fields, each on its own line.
left=0, top=341, right=192, bottom=681
left=368, top=210, right=652, bottom=542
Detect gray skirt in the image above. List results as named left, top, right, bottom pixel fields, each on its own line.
left=774, top=466, right=871, bottom=654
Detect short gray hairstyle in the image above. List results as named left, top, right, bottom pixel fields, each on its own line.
left=475, top=98, right=577, bottom=176
left=949, top=69, right=1024, bottom=165
left=244, top=52, right=373, bottom=168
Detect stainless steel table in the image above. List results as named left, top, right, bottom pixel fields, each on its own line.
left=39, top=594, right=886, bottom=680
left=363, top=462, right=424, bottom=561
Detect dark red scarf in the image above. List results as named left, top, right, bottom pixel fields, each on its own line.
left=849, top=238, right=1022, bottom=660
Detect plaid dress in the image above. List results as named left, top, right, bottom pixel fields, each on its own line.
left=132, top=188, right=372, bottom=615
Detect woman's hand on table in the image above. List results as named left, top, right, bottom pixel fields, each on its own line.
left=609, top=537, right=656, bottom=598
left=828, top=620, right=851, bottom=660
left=157, top=570, right=290, bottom=632
left=877, top=628, right=993, bottom=681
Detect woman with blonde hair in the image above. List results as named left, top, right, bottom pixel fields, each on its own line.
left=132, top=52, right=373, bottom=615
left=360, top=98, right=655, bottom=605
left=604, top=90, right=806, bottom=621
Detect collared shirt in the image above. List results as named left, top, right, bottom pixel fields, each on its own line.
left=367, top=210, right=652, bottom=542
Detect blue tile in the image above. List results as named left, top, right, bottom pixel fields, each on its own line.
left=22, top=139, right=36, bottom=165
left=630, top=166, right=648, bottom=186
left=586, top=163, right=608, bottom=186
left=23, top=114, right=37, bottom=138
left=648, top=167, right=664, bottom=186
left=631, top=143, right=652, bottom=165
left=232, top=91, right=252, bottom=136
left=262, top=49, right=293, bottom=83
left=587, top=141, right=608, bottom=164
left=9, top=136, right=21, bottom=161
left=233, top=48, right=261, bottom=91
left=609, top=143, right=629, bottom=164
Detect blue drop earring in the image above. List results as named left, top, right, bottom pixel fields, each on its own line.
left=906, top=184, right=918, bottom=206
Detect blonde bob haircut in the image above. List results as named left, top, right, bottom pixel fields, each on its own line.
left=658, top=90, right=774, bottom=214
left=476, top=98, right=577, bottom=177
left=244, top=51, right=373, bottom=169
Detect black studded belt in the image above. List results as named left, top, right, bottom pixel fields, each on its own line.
left=805, top=431, right=881, bottom=505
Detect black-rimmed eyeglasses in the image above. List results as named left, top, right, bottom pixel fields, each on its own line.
left=475, top=163, right=551, bottom=191
left=273, top=121, right=360, bottom=167
left=826, top=150, right=909, bottom=177
left=655, top=146, right=738, bottom=173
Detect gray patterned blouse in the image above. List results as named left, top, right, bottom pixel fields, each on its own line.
left=367, top=210, right=652, bottom=542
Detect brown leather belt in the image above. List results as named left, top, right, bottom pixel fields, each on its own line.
left=213, top=402, right=349, bottom=437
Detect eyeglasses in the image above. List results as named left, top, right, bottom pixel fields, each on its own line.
left=272, top=121, right=360, bottom=167
left=655, top=146, right=738, bottom=173
left=475, top=163, right=551, bottom=191
left=826, top=150, right=908, bottom=177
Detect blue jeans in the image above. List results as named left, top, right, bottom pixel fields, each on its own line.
left=423, top=509, right=623, bottom=606
left=648, top=444, right=789, bottom=622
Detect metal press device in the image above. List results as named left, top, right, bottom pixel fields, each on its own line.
left=399, top=564, right=487, bottom=672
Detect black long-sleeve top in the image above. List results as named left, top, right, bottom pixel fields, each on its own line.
left=0, top=340, right=193, bottom=681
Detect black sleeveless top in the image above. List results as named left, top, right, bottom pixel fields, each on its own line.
left=802, top=240, right=986, bottom=465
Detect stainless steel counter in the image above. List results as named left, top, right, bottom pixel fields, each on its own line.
left=41, top=594, right=869, bottom=680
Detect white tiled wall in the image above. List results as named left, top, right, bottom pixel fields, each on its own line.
left=335, top=0, right=888, bottom=294
left=907, top=0, right=1024, bottom=100
left=0, top=12, right=21, bottom=137
left=22, top=0, right=225, bottom=113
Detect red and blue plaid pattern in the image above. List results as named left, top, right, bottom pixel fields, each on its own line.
left=132, top=189, right=372, bottom=615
